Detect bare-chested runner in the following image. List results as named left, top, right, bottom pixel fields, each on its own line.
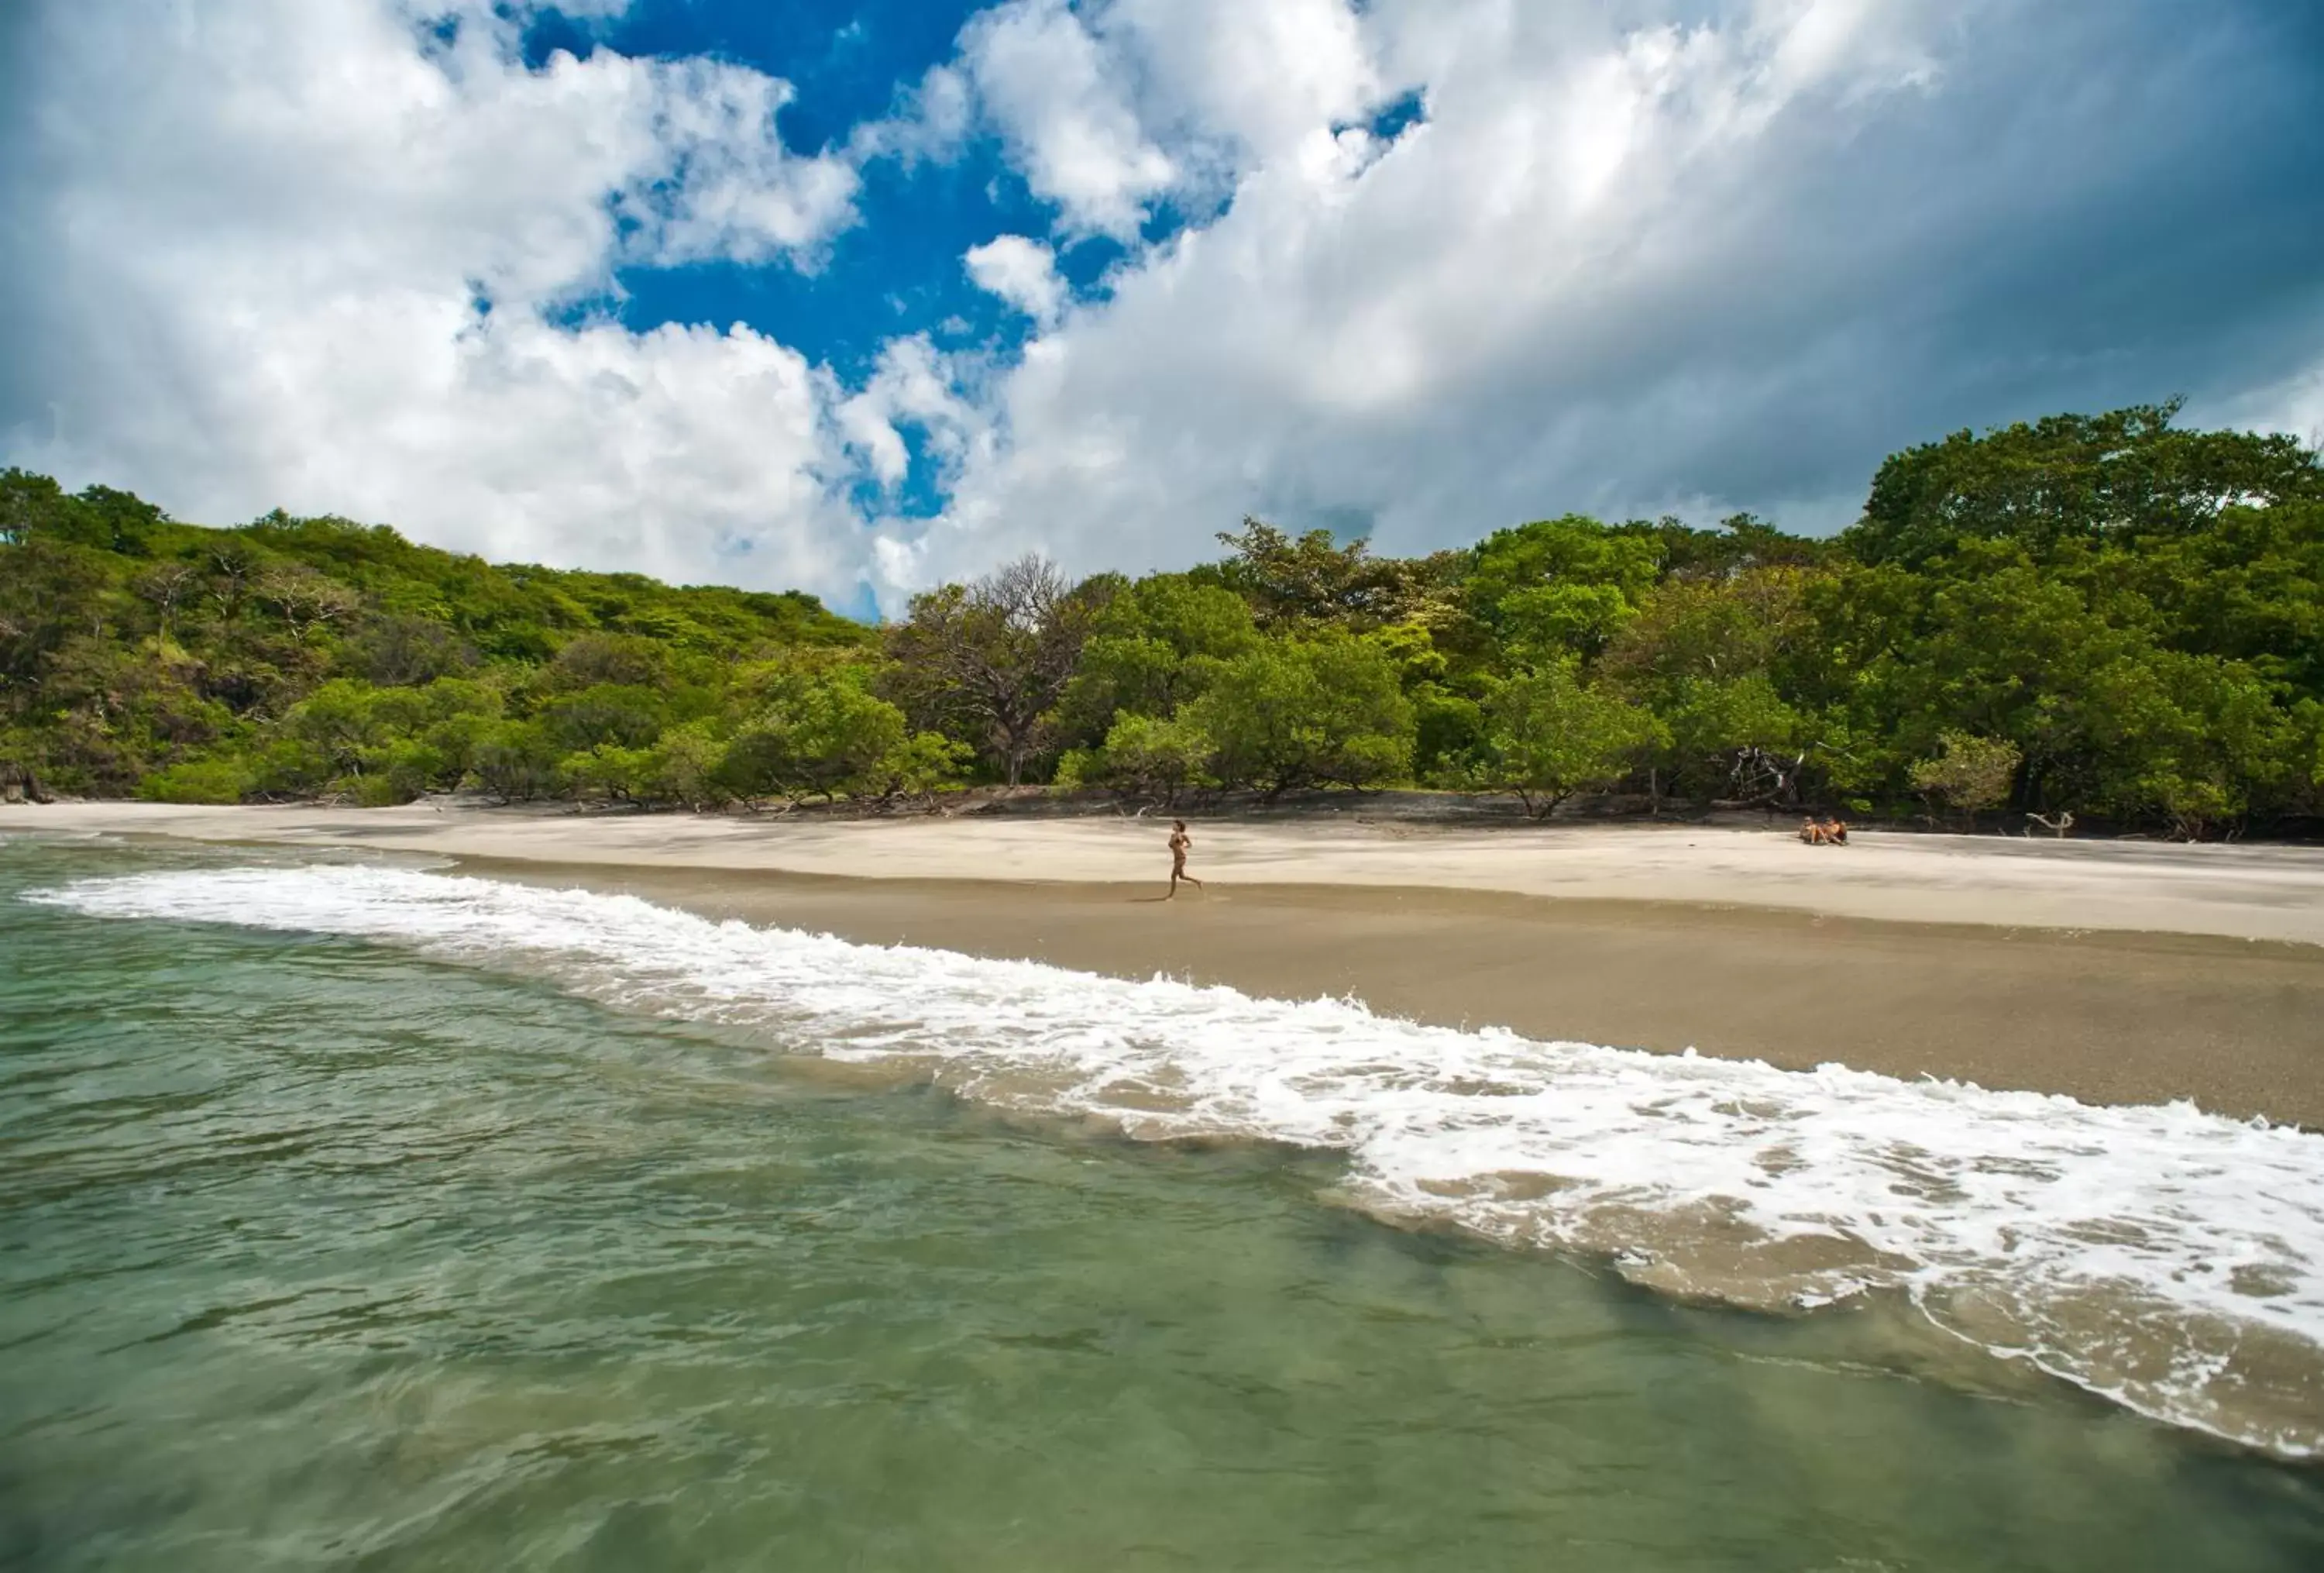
left=1166, top=819, right=1204, bottom=899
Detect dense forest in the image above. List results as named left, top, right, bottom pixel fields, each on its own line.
left=4, top=404, right=2321, bottom=837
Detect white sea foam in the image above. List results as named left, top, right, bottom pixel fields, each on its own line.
left=31, top=864, right=2324, bottom=1457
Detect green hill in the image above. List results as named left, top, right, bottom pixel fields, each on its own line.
left=0, top=472, right=872, bottom=804
left=5, top=402, right=2321, bottom=836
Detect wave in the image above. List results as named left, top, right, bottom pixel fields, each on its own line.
left=29, top=864, right=2324, bottom=1458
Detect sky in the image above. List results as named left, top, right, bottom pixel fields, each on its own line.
left=3, top=1, right=2322, bottom=614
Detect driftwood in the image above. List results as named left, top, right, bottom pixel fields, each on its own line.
left=2025, top=809, right=2075, bottom=838
left=1727, top=746, right=1807, bottom=808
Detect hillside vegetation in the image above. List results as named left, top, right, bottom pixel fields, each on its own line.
left=5, top=404, right=2321, bottom=836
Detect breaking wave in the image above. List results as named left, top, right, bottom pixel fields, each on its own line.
left=31, top=864, right=2324, bottom=1458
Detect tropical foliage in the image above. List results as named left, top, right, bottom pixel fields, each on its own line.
left=5, top=402, right=2321, bottom=835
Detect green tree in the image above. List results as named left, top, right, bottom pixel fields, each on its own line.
left=1056, top=573, right=1260, bottom=741
left=473, top=720, right=561, bottom=802
left=559, top=743, right=657, bottom=806
left=1059, top=713, right=1215, bottom=806
left=1906, top=731, right=2023, bottom=827
left=645, top=721, right=727, bottom=811
left=1184, top=635, right=1415, bottom=799
left=1657, top=674, right=1810, bottom=804
left=1845, top=403, right=2324, bottom=569
left=1466, top=515, right=1663, bottom=661
left=137, top=758, right=254, bottom=804
left=720, top=672, right=910, bottom=804
left=1208, top=518, right=1405, bottom=630
left=345, top=611, right=474, bottom=687
left=2075, top=649, right=2292, bottom=838
left=273, top=676, right=504, bottom=801
left=544, top=632, right=667, bottom=691
left=1411, top=684, right=1487, bottom=783
left=1475, top=659, right=1666, bottom=817
left=876, top=730, right=971, bottom=806
left=536, top=683, right=669, bottom=756
left=1602, top=567, right=1814, bottom=692
left=882, top=555, right=1109, bottom=784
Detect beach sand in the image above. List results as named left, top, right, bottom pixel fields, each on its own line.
left=10, top=800, right=2323, bottom=1125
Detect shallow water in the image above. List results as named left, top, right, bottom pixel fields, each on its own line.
left=39, top=850, right=2324, bottom=1455
left=5, top=838, right=2322, bottom=1569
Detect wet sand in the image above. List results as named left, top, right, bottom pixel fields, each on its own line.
left=469, top=860, right=2324, bottom=1129
left=9, top=801, right=2322, bottom=1126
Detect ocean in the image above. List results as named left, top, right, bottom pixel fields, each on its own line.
left=4, top=835, right=2321, bottom=1569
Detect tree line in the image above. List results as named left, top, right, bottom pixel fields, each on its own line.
left=3, top=403, right=2320, bottom=837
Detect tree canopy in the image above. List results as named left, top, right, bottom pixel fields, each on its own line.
left=5, top=403, right=2321, bottom=836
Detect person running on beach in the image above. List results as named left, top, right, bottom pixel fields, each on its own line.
left=1166, top=819, right=1204, bottom=899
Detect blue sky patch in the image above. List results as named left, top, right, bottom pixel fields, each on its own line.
left=517, top=2, right=1088, bottom=384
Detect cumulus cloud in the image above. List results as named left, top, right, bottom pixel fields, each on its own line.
left=1102, top=0, right=1379, bottom=176
left=5, top=0, right=2319, bottom=612
left=616, top=57, right=861, bottom=268
left=886, top=0, right=2324, bottom=589
left=836, top=336, right=992, bottom=496
left=963, top=235, right=1067, bottom=325
left=0, top=0, right=868, bottom=596
left=958, top=0, right=1175, bottom=239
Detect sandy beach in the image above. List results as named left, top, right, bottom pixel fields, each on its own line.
left=9, top=800, right=2323, bottom=1125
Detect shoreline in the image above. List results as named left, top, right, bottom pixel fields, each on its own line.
left=8, top=799, right=2324, bottom=941
left=460, top=859, right=2324, bottom=1129
left=9, top=800, right=2323, bottom=1126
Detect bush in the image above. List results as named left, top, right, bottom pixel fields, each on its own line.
left=1070, top=713, right=1214, bottom=804
left=137, top=758, right=252, bottom=804
left=346, top=772, right=414, bottom=807
left=1907, top=731, right=2021, bottom=825
left=472, top=720, right=560, bottom=801
left=560, top=744, right=655, bottom=804
left=875, top=731, right=971, bottom=805
left=648, top=721, right=726, bottom=810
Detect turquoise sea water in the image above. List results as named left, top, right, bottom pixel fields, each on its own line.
left=4, top=837, right=2322, bottom=1570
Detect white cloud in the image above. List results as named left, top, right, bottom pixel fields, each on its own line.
left=1103, top=0, right=1379, bottom=172
left=837, top=336, right=992, bottom=494
left=885, top=0, right=1975, bottom=587
left=0, top=0, right=872, bottom=599
left=2194, top=356, right=2324, bottom=452
left=616, top=56, right=861, bottom=268
left=963, top=235, right=1066, bottom=325
left=847, top=63, right=974, bottom=167
left=8, top=0, right=2316, bottom=618
left=959, top=0, right=1174, bottom=239
left=881, top=0, right=2324, bottom=593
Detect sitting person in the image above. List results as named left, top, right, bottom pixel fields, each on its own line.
left=1798, top=817, right=1826, bottom=845
left=1823, top=817, right=1849, bottom=845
